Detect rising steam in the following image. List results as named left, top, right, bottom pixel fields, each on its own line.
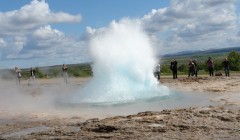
left=72, top=19, right=169, bottom=103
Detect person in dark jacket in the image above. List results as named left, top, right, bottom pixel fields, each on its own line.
left=192, top=59, right=198, bottom=77
left=188, top=59, right=194, bottom=77
left=222, top=57, right=230, bottom=77
left=207, top=57, right=214, bottom=76
left=154, top=63, right=161, bottom=81
left=30, top=67, right=36, bottom=80
left=170, top=59, right=178, bottom=79
left=28, top=67, right=36, bottom=85
left=62, top=64, right=68, bottom=84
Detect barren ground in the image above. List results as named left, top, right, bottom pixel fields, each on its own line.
left=0, top=75, right=239, bottom=139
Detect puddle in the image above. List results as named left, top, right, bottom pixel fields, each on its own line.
left=2, top=126, right=49, bottom=138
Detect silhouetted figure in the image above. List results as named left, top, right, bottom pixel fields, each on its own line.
left=62, top=64, right=68, bottom=84
left=188, top=59, right=195, bottom=77
left=192, top=59, right=198, bottom=77
left=222, top=57, right=230, bottom=77
left=15, top=67, right=21, bottom=85
left=154, top=63, right=161, bottom=81
left=170, top=59, right=178, bottom=79
left=29, top=67, right=36, bottom=85
left=207, top=57, right=214, bottom=77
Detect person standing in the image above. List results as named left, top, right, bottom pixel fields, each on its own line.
left=170, top=59, right=178, bottom=79
left=222, top=57, right=230, bottom=77
left=62, top=64, right=68, bottom=84
left=29, top=67, right=36, bottom=85
left=192, top=59, right=198, bottom=77
left=188, top=59, right=194, bottom=77
left=15, top=67, right=21, bottom=85
left=207, top=57, right=214, bottom=76
left=154, top=63, right=161, bottom=81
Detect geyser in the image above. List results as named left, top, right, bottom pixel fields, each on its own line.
left=72, top=19, right=169, bottom=103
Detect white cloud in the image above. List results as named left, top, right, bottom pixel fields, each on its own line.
left=141, top=0, right=240, bottom=54
left=33, top=25, right=64, bottom=40
left=0, top=0, right=85, bottom=67
left=0, top=0, right=81, bottom=35
left=0, top=0, right=240, bottom=68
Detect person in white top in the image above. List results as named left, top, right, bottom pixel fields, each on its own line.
left=15, top=67, right=21, bottom=85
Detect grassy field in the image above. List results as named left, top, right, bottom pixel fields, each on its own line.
left=161, top=52, right=228, bottom=65
left=1, top=49, right=239, bottom=79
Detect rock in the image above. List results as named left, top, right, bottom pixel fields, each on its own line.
left=91, top=125, right=118, bottom=133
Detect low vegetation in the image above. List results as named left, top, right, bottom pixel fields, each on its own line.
left=160, top=51, right=240, bottom=75
left=0, top=63, right=93, bottom=79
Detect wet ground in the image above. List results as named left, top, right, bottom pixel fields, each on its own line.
left=0, top=76, right=239, bottom=139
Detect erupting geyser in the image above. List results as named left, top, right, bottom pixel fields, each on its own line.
left=72, top=19, right=169, bottom=103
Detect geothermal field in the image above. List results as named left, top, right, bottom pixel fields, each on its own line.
left=0, top=21, right=240, bottom=139
left=0, top=76, right=240, bottom=139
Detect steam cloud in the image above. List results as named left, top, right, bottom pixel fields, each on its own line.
left=0, top=19, right=170, bottom=117
left=72, top=19, right=169, bottom=103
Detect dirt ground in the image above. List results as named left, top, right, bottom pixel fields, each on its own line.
left=0, top=75, right=240, bottom=139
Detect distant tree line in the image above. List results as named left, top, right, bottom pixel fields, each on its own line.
left=160, top=51, right=240, bottom=74
left=3, top=64, right=93, bottom=80
left=45, top=65, right=93, bottom=78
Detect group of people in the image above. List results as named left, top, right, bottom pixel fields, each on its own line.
left=167, top=57, right=230, bottom=79
left=14, top=64, right=69, bottom=85
left=188, top=59, right=198, bottom=77
left=205, top=57, right=229, bottom=77
left=14, top=67, right=36, bottom=85
left=14, top=58, right=230, bottom=85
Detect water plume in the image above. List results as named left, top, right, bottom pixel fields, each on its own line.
left=72, top=19, right=169, bottom=103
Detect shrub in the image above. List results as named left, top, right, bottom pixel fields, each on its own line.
left=227, top=51, right=240, bottom=71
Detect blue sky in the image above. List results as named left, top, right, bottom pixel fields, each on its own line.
left=0, top=0, right=169, bottom=35
left=0, top=0, right=239, bottom=68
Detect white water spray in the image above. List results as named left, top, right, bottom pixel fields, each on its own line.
left=73, top=19, right=169, bottom=103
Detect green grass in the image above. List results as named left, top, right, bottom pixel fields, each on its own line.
left=161, top=52, right=228, bottom=65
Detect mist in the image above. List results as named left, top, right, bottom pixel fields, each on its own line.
left=0, top=18, right=170, bottom=117
left=0, top=72, right=78, bottom=116
left=71, top=19, right=169, bottom=103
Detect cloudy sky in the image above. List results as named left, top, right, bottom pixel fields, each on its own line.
left=0, top=0, right=239, bottom=68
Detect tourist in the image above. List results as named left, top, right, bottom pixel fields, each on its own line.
left=222, top=57, right=230, bottom=77
left=207, top=57, right=214, bottom=76
left=188, top=59, right=195, bottom=77
left=154, top=63, right=161, bottom=81
left=62, top=64, right=68, bottom=84
left=15, top=67, right=21, bottom=85
left=29, top=67, right=36, bottom=85
left=170, top=59, right=178, bottom=79
left=192, top=59, right=198, bottom=77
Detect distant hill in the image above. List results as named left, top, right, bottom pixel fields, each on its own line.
left=163, top=46, right=240, bottom=58
left=37, top=62, right=93, bottom=72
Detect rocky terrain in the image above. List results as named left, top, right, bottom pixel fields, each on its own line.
left=1, top=106, right=239, bottom=139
